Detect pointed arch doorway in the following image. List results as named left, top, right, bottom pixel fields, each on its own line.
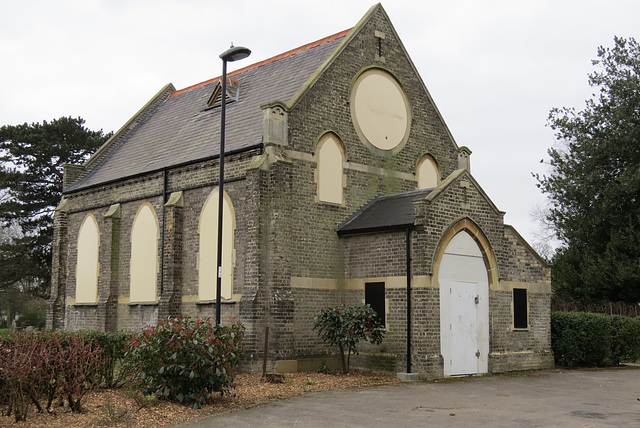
left=438, top=227, right=491, bottom=376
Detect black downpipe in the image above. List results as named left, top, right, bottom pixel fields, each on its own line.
left=406, top=227, right=412, bottom=373
left=160, top=169, right=168, bottom=295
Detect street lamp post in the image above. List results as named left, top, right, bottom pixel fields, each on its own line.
left=216, top=45, right=251, bottom=326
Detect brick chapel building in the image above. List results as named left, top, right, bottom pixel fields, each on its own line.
left=47, top=4, right=553, bottom=378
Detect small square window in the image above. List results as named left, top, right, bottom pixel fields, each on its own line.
left=365, top=282, right=385, bottom=327
left=513, top=288, right=528, bottom=329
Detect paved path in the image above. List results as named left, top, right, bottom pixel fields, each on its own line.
left=177, top=367, right=640, bottom=427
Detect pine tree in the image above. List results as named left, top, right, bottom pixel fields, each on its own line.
left=0, top=116, right=111, bottom=296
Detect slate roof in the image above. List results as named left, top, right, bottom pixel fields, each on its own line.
left=67, top=30, right=350, bottom=192
left=337, top=188, right=434, bottom=236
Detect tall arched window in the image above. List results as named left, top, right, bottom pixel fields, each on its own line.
left=130, top=202, right=159, bottom=303
left=76, top=213, right=99, bottom=304
left=198, top=188, right=235, bottom=301
left=317, top=133, right=345, bottom=204
left=416, top=154, right=440, bottom=189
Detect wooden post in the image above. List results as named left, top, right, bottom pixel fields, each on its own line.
left=262, top=326, right=269, bottom=377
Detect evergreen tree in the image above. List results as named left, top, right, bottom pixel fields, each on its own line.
left=537, top=37, right=640, bottom=303
left=0, top=116, right=111, bottom=296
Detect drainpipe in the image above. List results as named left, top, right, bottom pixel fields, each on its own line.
left=160, top=169, right=168, bottom=295
left=406, top=227, right=412, bottom=373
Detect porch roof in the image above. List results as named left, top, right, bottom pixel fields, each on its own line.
left=337, top=188, right=434, bottom=236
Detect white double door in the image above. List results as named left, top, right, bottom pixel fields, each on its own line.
left=439, top=232, right=489, bottom=376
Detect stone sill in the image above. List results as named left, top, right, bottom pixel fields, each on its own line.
left=316, top=200, right=344, bottom=208
left=127, top=302, right=159, bottom=306
left=73, top=303, right=98, bottom=307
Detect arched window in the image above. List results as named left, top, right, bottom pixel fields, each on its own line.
left=76, top=213, right=99, bottom=304
left=416, top=155, right=440, bottom=189
left=130, top=203, right=159, bottom=303
left=198, top=188, right=235, bottom=301
left=317, top=133, right=345, bottom=204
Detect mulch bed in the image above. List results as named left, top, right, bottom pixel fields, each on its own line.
left=1, top=371, right=401, bottom=427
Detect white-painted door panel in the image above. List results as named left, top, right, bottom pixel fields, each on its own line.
left=450, top=281, right=478, bottom=375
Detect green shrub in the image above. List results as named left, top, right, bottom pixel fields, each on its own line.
left=551, top=312, right=640, bottom=367
left=609, top=315, right=640, bottom=363
left=125, top=316, right=244, bottom=409
left=312, top=304, right=385, bottom=374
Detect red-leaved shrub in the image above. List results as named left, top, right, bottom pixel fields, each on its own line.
left=0, top=331, right=105, bottom=422
left=125, top=316, right=244, bottom=409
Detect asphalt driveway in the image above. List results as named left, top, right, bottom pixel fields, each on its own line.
left=177, top=366, right=640, bottom=427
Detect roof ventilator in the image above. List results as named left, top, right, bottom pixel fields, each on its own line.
left=205, top=78, right=240, bottom=109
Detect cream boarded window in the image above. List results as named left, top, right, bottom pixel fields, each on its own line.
left=417, top=155, right=440, bottom=189
left=198, top=188, right=235, bottom=301
left=350, top=68, right=411, bottom=154
left=317, top=134, right=344, bottom=204
left=76, top=213, right=99, bottom=304
left=130, top=203, right=159, bottom=303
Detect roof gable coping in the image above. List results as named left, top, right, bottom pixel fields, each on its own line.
left=62, top=83, right=175, bottom=191
left=286, top=4, right=382, bottom=109
left=415, top=169, right=464, bottom=205
left=374, top=7, right=461, bottom=152
left=504, top=224, right=551, bottom=267
left=83, top=83, right=175, bottom=171
left=420, top=169, right=504, bottom=216
left=284, top=4, right=461, bottom=154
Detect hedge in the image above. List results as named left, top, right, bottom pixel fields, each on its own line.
left=551, top=311, right=640, bottom=367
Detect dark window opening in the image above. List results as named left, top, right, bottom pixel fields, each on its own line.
left=365, top=282, right=385, bottom=327
left=513, top=288, right=528, bottom=329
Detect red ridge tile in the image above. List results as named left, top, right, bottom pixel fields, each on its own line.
left=170, top=28, right=351, bottom=97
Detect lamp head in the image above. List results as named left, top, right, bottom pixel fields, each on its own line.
left=220, top=45, right=251, bottom=62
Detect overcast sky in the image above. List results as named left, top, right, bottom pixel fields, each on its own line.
left=1, top=0, right=639, bottom=248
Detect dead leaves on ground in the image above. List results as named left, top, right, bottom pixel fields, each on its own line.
left=1, top=371, right=400, bottom=427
